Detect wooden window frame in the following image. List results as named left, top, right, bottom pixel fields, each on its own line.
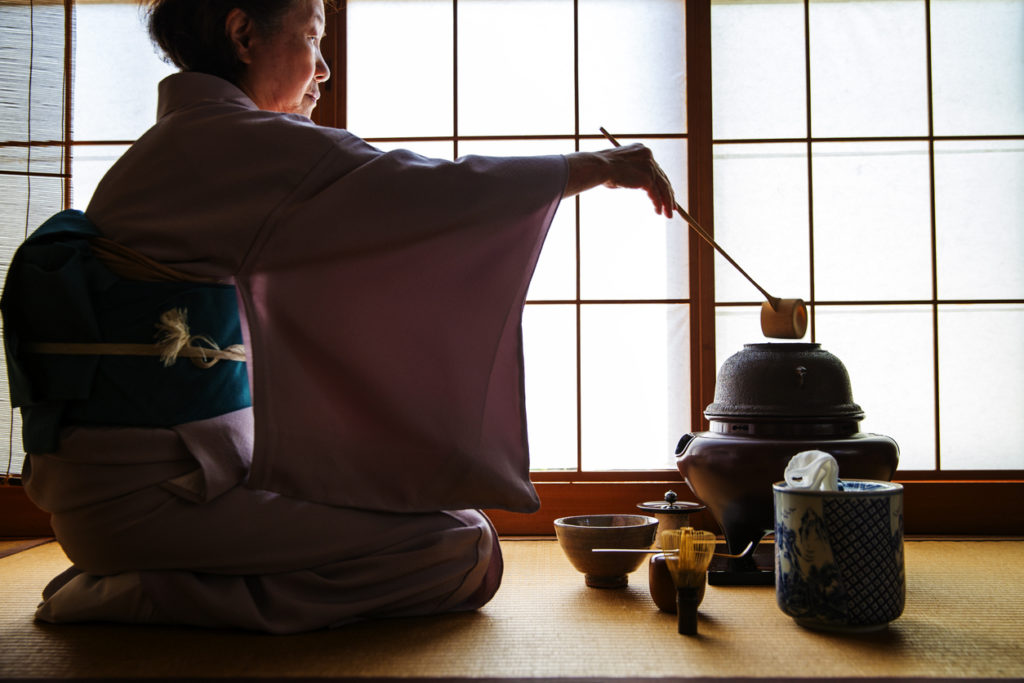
left=315, top=0, right=1023, bottom=538
left=2, top=0, right=1021, bottom=539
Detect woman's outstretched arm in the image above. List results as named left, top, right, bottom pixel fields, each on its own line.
left=563, top=143, right=676, bottom=218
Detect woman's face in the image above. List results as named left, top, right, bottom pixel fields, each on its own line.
left=234, top=0, right=330, bottom=118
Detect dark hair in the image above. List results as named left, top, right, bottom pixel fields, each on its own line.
left=142, top=0, right=297, bottom=85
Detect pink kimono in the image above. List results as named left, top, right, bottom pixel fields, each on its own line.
left=23, top=72, right=566, bottom=632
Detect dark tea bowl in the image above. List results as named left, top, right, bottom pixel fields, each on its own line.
left=554, top=514, right=659, bottom=588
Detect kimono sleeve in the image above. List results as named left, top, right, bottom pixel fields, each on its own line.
left=237, top=149, right=568, bottom=512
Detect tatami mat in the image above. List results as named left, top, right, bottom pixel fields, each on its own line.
left=1, top=539, right=1022, bottom=680
left=0, top=538, right=51, bottom=560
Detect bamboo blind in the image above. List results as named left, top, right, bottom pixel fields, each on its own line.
left=0, top=0, right=72, bottom=481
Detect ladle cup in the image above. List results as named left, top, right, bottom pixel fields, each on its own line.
left=762, top=297, right=808, bottom=339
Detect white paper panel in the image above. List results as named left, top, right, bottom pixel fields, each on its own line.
left=935, top=140, right=1024, bottom=300
left=712, top=143, right=810, bottom=302
left=578, top=0, right=686, bottom=135
left=815, top=305, right=936, bottom=471
left=711, top=0, right=806, bottom=140
left=938, top=304, right=1024, bottom=470
left=931, top=0, right=1024, bottom=136
left=808, top=0, right=928, bottom=137
left=812, top=141, right=932, bottom=301
left=580, top=304, right=690, bottom=470
left=347, top=0, right=454, bottom=138
left=458, top=0, right=575, bottom=136
left=74, top=3, right=175, bottom=141
left=523, top=305, right=579, bottom=470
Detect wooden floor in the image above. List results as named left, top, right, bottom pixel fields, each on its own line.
left=1, top=538, right=1023, bottom=681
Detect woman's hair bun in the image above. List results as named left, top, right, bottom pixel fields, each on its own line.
left=142, top=0, right=294, bottom=84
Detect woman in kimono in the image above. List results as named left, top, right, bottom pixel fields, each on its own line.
left=3, top=0, right=675, bottom=633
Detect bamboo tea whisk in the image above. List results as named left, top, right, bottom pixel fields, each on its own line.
left=660, top=527, right=717, bottom=635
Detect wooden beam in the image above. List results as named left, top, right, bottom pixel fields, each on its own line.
left=2, top=478, right=1021, bottom=539
left=487, top=478, right=1024, bottom=537
left=686, top=0, right=716, bottom=433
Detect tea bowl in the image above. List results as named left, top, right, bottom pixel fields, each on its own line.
left=554, top=514, right=659, bottom=588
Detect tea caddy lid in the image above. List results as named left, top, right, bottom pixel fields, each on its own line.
left=636, top=490, right=706, bottom=515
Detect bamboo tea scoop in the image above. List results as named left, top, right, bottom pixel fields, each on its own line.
left=599, top=127, right=807, bottom=340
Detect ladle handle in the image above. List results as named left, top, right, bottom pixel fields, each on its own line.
left=598, top=127, right=780, bottom=311
left=591, top=540, right=755, bottom=559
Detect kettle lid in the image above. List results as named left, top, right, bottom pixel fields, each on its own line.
left=705, top=343, right=864, bottom=422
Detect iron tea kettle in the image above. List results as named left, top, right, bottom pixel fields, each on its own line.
left=675, top=343, right=899, bottom=584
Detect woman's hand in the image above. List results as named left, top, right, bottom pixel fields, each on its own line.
left=563, top=144, right=676, bottom=218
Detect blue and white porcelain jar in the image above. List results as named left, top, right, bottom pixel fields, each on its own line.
left=774, top=479, right=905, bottom=632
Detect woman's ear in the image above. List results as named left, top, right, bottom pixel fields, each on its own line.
left=225, top=8, right=256, bottom=64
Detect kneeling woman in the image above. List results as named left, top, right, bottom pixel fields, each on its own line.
left=3, top=0, right=674, bottom=632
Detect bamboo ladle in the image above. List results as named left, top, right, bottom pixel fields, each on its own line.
left=599, top=128, right=807, bottom=340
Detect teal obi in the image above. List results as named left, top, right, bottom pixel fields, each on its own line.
left=1, top=210, right=251, bottom=453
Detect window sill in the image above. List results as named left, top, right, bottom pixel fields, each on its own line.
left=485, top=473, right=1024, bottom=536
left=2, top=474, right=1022, bottom=538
